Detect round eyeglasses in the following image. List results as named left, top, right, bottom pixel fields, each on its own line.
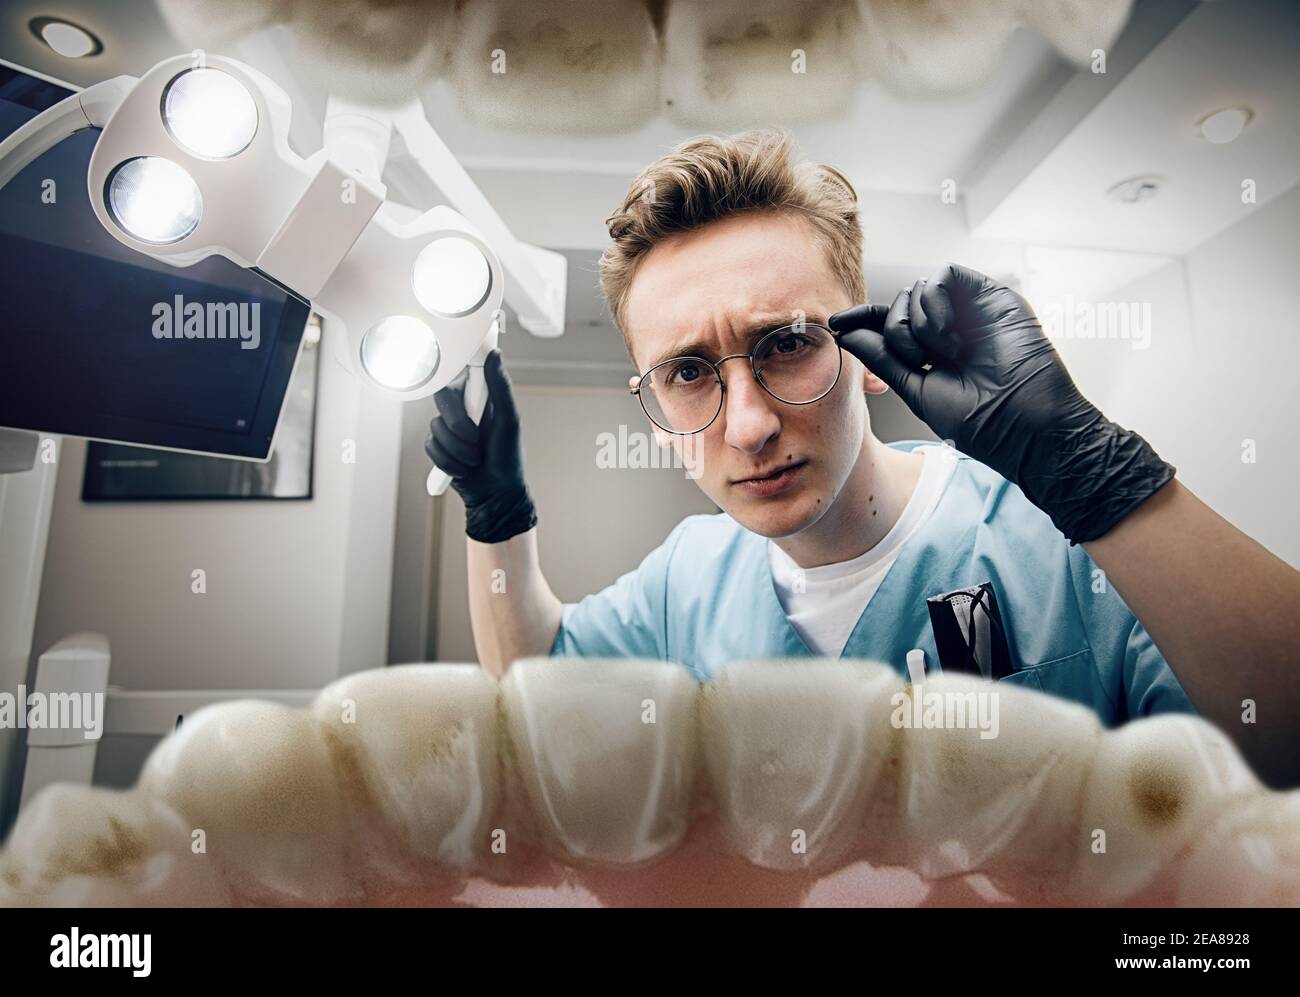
left=630, top=322, right=843, bottom=435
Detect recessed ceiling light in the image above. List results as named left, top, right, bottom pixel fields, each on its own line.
left=28, top=17, right=103, bottom=59
left=1107, top=175, right=1162, bottom=205
left=1198, top=106, right=1253, bottom=145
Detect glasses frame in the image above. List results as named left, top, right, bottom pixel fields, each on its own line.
left=630, top=322, right=844, bottom=436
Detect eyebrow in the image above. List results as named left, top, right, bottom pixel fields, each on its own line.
left=645, top=315, right=819, bottom=371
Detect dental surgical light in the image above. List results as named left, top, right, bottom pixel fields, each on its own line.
left=0, top=53, right=508, bottom=403
left=162, top=68, right=259, bottom=159
left=412, top=236, right=492, bottom=318
left=361, top=316, right=441, bottom=391
left=105, top=157, right=203, bottom=243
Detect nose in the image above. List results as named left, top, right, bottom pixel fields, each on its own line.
left=717, top=358, right=781, bottom=455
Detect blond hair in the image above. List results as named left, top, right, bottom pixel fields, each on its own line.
left=599, top=128, right=865, bottom=353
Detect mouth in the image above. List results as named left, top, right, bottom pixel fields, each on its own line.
left=2, top=658, right=1296, bottom=908
left=732, top=459, right=807, bottom=497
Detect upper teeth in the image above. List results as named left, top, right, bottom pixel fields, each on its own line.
left=0, top=657, right=1293, bottom=906
left=501, top=657, right=698, bottom=864
left=312, top=664, right=500, bottom=872
left=701, top=659, right=900, bottom=871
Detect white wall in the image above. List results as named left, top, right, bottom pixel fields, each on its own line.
left=1094, top=182, right=1300, bottom=567
left=29, top=326, right=404, bottom=691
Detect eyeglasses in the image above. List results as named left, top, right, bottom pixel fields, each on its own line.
left=630, top=322, right=843, bottom=435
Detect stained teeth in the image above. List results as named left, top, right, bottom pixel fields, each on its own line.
left=292, top=0, right=453, bottom=105
left=1072, top=714, right=1260, bottom=903
left=449, top=0, right=659, bottom=134
left=500, top=658, right=697, bottom=863
left=853, top=0, right=1015, bottom=96
left=701, top=660, right=901, bottom=870
left=312, top=665, right=500, bottom=867
left=0, top=785, right=229, bottom=906
left=663, top=0, right=864, bottom=128
left=2, top=656, right=1293, bottom=906
left=139, top=700, right=353, bottom=905
left=891, top=673, right=1102, bottom=885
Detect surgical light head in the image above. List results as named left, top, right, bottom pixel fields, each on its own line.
left=161, top=68, right=259, bottom=160
left=77, top=53, right=503, bottom=400
left=105, top=156, right=202, bottom=244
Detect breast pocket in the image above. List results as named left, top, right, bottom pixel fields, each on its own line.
left=995, top=666, right=1045, bottom=693
left=998, top=648, right=1118, bottom=725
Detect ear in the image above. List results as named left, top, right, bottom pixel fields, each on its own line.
left=858, top=356, right=891, bottom=395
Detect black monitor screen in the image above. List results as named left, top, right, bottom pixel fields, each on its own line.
left=0, top=65, right=311, bottom=459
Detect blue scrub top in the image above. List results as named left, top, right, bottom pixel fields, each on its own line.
left=550, top=440, right=1195, bottom=727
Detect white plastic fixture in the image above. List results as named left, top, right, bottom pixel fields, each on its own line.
left=73, top=53, right=504, bottom=400
left=30, top=18, right=102, bottom=59
left=1198, top=106, right=1252, bottom=145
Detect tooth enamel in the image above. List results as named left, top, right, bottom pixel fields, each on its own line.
left=156, top=0, right=290, bottom=51
left=891, top=673, right=1102, bottom=886
left=1072, top=714, right=1260, bottom=903
left=852, top=0, right=1016, bottom=97
left=700, top=659, right=901, bottom=870
left=1020, top=0, right=1135, bottom=66
left=292, top=0, right=453, bottom=105
left=449, top=0, right=659, bottom=134
left=663, top=0, right=865, bottom=128
left=1176, top=792, right=1300, bottom=907
left=2, top=658, right=1289, bottom=908
left=0, top=784, right=229, bottom=906
left=139, top=700, right=354, bottom=904
left=500, top=658, right=697, bottom=863
left=312, top=665, right=500, bottom=867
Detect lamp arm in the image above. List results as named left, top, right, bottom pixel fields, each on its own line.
left=0, top=76, right=135, bottom=191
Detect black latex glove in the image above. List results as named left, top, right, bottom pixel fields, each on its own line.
left=828, top=263, right=1175, bottom=544
left=425, top=349, right=537, bottom=544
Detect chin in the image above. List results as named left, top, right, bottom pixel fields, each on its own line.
left=725, top=490, right=826, bottom=540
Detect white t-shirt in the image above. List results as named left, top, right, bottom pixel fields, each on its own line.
left=767, top=445, right=958, bottom=657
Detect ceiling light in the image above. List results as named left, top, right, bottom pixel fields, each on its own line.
left=1198, top=106, right=1252, bottom=145
left=29, top=17, right=102, bottom=58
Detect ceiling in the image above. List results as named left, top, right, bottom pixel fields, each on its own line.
left=1, top=0, right=1296, bottom=383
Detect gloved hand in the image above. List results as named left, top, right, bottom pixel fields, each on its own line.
left=425, top=349, right=537, bottom=544
left=828, top=263, right=1175, bottom=544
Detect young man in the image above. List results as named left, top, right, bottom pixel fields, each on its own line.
left=427, top=130, right=1300, bottom=788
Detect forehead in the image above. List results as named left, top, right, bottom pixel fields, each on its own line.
left=622, top=210, right=840, bottom=361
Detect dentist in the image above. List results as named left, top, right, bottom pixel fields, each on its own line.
left=426, top=130, right=1300, bottom=788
